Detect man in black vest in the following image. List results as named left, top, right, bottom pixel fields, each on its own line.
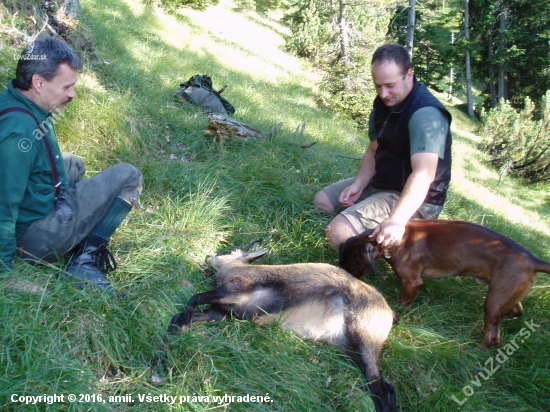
left=314, top=43, right=452, bottom=251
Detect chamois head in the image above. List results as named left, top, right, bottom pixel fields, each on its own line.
left=207, top=240, right=270, bottom=270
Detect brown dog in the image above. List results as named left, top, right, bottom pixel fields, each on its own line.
left=339, top=219, right=550, bottom=347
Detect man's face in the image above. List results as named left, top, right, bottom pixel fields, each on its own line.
left=371, top=60, right=413, bottom=107
left=36, top=63, right=77, bottom=112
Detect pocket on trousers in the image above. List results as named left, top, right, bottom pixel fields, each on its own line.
left=55, top=198, right=75, bottom=224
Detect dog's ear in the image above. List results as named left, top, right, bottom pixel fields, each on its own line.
left=362, top=228, right=379, bottom=273
left=340, top=233, right=377, bottom=278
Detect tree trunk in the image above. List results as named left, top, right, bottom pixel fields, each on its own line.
left=405, top=0, right=416, bottom=61
left=465, top=0, right=474, bottom=116
left=337, top=0, right=350, bottom=64
left=488, top=33, right=497, bottom=108
left=497, top=7, right=508, bottom=103
left=448, top=32, right=454, bottom=99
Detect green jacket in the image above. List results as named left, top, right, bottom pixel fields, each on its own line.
left=0, top=80, right=68, bottom=272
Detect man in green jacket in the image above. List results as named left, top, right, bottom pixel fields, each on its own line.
left=0, top=35, right=142, bottom=292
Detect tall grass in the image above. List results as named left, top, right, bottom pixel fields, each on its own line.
left=1, top=0, right=549, bottom=411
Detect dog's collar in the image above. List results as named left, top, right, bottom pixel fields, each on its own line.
left=374, top=243, right=391, bottom=260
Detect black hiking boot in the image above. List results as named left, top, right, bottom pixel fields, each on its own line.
left=66, top=237, right=118, bottom=292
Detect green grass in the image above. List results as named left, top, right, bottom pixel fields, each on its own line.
left=1, top=0, right=549, bottom=411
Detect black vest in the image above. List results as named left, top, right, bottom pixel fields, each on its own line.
left=371, top=79, right=452, bottom=206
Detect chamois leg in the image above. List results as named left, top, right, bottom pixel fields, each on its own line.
left=190, top=306, right=228, bottom=323
left=345, top=326, right=398, bottom=412
left=169, top=289, right=224, bottom=333
left=155, top=291, right=230, bottom=381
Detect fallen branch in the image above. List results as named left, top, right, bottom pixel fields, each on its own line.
left=3, top=278, right=49, bottom=295
left=337, top=154, right=361, bottom=160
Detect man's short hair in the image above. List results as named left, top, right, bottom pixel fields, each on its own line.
left=14, top=35, right=83, bottom=91
left=371, top=43, right=412, bottom=76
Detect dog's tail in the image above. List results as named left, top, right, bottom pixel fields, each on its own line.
left=534, top=257, right=550, bottom=274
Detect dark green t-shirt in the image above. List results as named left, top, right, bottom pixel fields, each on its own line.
left=0, top=80, right=68, bottom=271
left=368, top=106, right=449, bottom=159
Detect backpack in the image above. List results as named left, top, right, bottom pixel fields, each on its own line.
left=174, top=74, right=235, bottom=115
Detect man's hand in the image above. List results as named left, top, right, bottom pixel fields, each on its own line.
left=369, top=218, right=406, bottom=251
left=339, top=140, right=378, bottom=209
left=368, top=152, right=439, bottom=251
left=339, top=183, right=364, bottom=208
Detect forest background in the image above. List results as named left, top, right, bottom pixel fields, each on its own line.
left=0, top=0, right=549, bottom=410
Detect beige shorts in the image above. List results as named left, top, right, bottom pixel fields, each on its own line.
left=323, top=178, right=442, bottom=233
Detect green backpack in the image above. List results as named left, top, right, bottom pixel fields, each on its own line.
left=174, top=74, right=235, bottom=115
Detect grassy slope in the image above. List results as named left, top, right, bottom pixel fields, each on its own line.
left=1, top=0, right=549, bottom=411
